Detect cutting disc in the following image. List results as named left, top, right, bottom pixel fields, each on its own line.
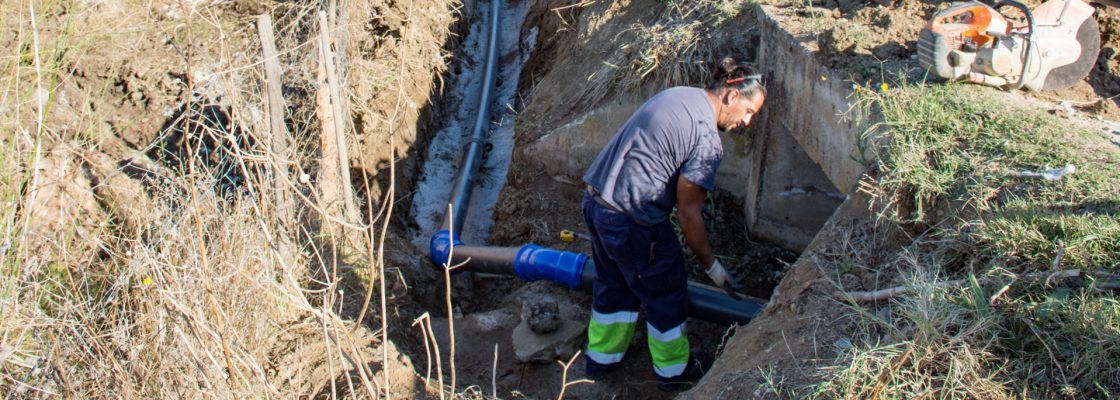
left=1042, top=16, right=1101, bottom=90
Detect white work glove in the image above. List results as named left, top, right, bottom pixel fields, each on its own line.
left=705, top=259, right=730, bottom=288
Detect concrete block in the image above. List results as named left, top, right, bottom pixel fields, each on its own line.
left=512, top=317, right=586, bottom=363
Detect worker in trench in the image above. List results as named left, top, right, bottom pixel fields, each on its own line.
left=580, top=57, right=765, bottom=391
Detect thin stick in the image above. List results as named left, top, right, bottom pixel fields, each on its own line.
left=425, top=315, right=445, bottom=400
left=836, top=269, right=1088, bottom=303
left=21, top=0, right=45, bottom=266
left=444, top=204, right=458, bottom=397
left=330, top=316, right=378, bottom=398
left=412, top=314, right=434, bottom=391
left=319, top=310, right=338, bottom=399
left=349, top=87, right=397, bottom=399
left=989, top=283, right=1013, bottom=305
left=492, top=343, right=499, bottom=399
left=867, top=345, right=913, bottom=400
left=379, top=132, right=394, bottom=397
left=177, top=1, right=239, bottom=395
left=557, top=350, right=594, bottom=400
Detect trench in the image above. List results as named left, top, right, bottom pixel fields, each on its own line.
left=409, top=1, right=529, bottom=248
left=402, top=1, right=861, bottom=397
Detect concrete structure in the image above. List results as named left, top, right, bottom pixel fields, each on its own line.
left=522, top=9, right=876, bottom=252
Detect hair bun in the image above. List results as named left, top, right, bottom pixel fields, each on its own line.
left=719, top=57, right=738, bottom=77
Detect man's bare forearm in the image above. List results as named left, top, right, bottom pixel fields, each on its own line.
left=678, top=205, right=714, bottom=269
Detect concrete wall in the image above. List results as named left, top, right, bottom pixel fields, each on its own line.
left=755, top=6, right=874, bottom=196
left=737, top=6, right=877, bottom=251
left=521, top=6, right=875, bottom=252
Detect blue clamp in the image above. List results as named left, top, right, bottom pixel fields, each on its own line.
left=514, top=244, right=588, bottom=289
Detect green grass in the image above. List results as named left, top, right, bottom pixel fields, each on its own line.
left=865, top=82, right=1120, bottom=268
left=814, top=81, right=1120, bottom=398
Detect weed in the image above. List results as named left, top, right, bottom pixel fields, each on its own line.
left=818, top=78, right=1120, bottom=397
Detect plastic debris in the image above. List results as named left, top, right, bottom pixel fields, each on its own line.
left=1015, top=164, right=1076, bottom=181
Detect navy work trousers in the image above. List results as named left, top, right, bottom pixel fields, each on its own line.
left=581, top=190, right=690, bottom=378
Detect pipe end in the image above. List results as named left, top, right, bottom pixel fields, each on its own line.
left=429, top=230, right=463, bottom=267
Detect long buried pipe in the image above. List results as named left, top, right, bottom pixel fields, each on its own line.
left=442, top=0, right=501, bottom=234
left=429, top=0, right=765, bottom=326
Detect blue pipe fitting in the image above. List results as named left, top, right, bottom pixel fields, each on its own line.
left=514, top=244, right=588, bottom=289
left=429, top=229, right=463, bottom=267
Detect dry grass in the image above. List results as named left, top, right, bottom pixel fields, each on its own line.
left=578, top=0, right=754, bottom=107
left=815, top=250, right=1013, bottom=399
left=0, top=0, right=402, bottom=397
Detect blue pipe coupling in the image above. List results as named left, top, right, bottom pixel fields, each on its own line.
left=429, top=229, right=463, bottom=267
left=514, top=244, right=588, bottom=289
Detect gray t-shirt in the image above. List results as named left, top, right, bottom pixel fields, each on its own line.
left=583, top=86, right=722, bottom=226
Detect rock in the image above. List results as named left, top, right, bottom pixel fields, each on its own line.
left=514, top=281, right=588, bottom=322
left=523, top=300, right=561, bottom=334
left=819, top=26, right=856, bottom=56
left=512, top=317, right=586, bottom=363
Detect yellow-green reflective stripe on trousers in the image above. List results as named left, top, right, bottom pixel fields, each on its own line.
left=647, top=323, right=688, bottom=377
left=587, top=310, right=638, bottom=364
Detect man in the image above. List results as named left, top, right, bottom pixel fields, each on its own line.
left=581, top=58, right=766, bottom=391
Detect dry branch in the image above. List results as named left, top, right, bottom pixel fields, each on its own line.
left=835, top=269, right=1113, bottom=303
left=256, top=13, right=296, bottom=270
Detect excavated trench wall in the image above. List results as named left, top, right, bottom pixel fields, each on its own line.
left=524, top=9, right=874, bottom=252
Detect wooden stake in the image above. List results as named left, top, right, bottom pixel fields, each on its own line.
left=317, top=11, right=360, bottom=226
left=256, top=14, right=291, bottom=219
left=316, top=50, right=340, bottom=219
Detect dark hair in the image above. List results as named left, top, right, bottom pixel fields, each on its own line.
left=706, top=57, right=766, bottom=99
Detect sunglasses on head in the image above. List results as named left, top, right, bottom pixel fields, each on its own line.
left=725, top=74, right=763, bottom=85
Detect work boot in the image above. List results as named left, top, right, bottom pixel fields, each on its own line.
left=584, top=355, right=621, bottom=381
left=656, top=348, right=710, bottom=392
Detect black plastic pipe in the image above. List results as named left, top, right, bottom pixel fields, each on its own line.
left=443, top=0, right=501, bottom=233
left=443, top=245, right=766, bottom=325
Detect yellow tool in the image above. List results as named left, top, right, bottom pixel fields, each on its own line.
left=559, top=230, right=590, bottom=242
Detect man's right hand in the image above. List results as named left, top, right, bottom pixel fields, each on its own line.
left=706, top=259, right=730, bottom=287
